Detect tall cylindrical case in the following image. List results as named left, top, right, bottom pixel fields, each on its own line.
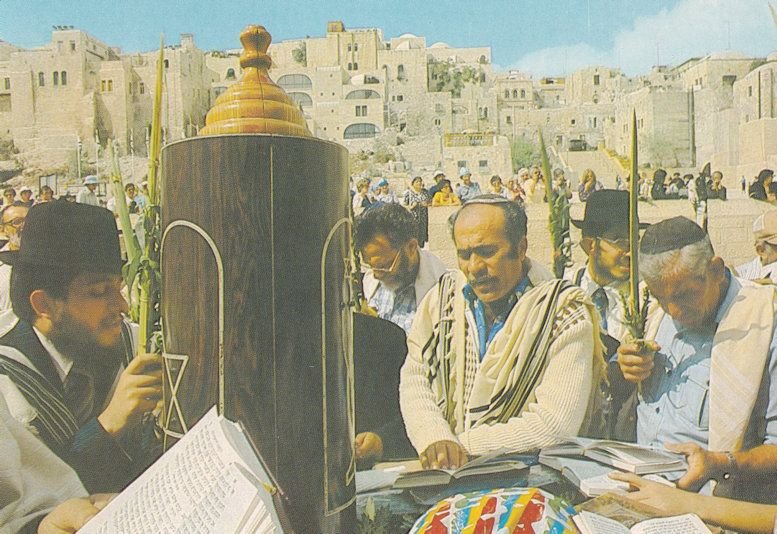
left=160, top=134, right=355, bottom=532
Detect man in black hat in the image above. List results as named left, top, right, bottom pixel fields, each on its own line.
left=617, top=216, right=777, bottom=502
left=0, top=200, right=162, bottom=493
left=569, top=190, right=643, bottom=348
left=568, top=190, right=646, bottom=439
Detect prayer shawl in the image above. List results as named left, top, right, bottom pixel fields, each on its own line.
left=418, top=262, right=606, bottom=439
left=0, top=395, right=87, bottom=534
left=644, top=280, right=775, bottom=452
left=0, top=316, right=135, bottom=453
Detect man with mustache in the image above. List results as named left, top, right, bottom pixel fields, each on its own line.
left=354, top=203, right=447, bottom=466
left=356, top=202, right=447, bottom=334
left=400, top=195, right=606, bottom=469
left=0, top=201, right=162, bottom=493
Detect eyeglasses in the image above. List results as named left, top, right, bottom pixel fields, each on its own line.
left=1, top=218, right=25, bottom=229
left=365, top=249, right=401, bottom=274
left=598, top=236, right=630, bottom=250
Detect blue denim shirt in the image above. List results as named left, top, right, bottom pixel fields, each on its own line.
left=637, top=275, right=777, bottom=449
left=463, top=277, right=532, bottom=360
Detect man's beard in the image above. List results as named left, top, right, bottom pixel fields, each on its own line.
left=380, top=252, right=417, bottom=292
left=48, top=310, right=124, bottom=368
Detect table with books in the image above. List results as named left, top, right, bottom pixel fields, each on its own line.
left=355, top=438, right=720, bottom=533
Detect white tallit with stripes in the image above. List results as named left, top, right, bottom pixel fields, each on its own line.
left=421, top=263, right=606, bottom=436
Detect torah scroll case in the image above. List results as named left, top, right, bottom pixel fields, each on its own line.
left=159, top=25, right=356, bottom=532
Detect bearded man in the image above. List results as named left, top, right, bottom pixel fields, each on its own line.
left=355, top=202, right=447, bottom=334
left=0, top=201, right=162, bottom=493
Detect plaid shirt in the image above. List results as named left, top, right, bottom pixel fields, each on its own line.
left=369, top=282, right=417, bottom=333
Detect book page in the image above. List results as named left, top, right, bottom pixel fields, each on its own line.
left=631, top=514, right=712, bottom=534
left=575, top=492, right=664, bottom=528
left=573, top=511, right=631, bottom=534
left=80, top=407, right=268, bottom=533
left=579, top=473, right=629, bottom=497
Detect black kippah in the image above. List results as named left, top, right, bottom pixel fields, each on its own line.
left=640, top=216, right=706, bottom=255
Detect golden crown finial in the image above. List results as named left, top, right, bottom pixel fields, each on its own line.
left=239, top=25, right=272, bottom=70
left=199, top=25, right=311, bottom=136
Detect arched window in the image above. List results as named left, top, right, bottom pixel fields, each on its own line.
left=226, top=68, right=236, bottom=80
left=512, top=89, right=518, bottom=98
left=163, top=59, right=169, bottom=68
left=504, top=90, right=509, bottom=99
left=53, top=71, right=59, bottom=86
left=343, top=123, right=378, bottom=139
left=345, top=89, right=381, bottom=100
left=277, top=74, right=312, bottom=91
left=38, top=72, right=45, bottom=86
left=288, top=92, right=313, bottom=107
left=347, top=63, right=353, bottom=71
left=61, top=71, right=67, bottom=85
left=520, top=89, right=526, bottom=98
left=397, top=64, right=405, bottom=80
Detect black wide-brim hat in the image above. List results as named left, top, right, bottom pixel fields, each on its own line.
left=572, top=190, right=649, bottom=238
left=0, top=200, right=123, bottom=274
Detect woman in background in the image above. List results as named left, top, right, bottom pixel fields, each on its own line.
left=402, top=176, right=432, bottom=247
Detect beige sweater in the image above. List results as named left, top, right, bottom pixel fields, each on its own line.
left=400, top=260, right=603, bottom=456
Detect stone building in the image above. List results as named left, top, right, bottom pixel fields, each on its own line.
left=2, top=21, right=777, bottom=186
left=0, top=28, right=213, bottom=168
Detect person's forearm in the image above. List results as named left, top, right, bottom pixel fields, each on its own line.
left=692, top=493, right=777, bottom=534
left=733, top=444, right=777, bottom=480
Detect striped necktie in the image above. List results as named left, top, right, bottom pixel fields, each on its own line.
left=63, top=366, right=95, bottom=426
left=592, top=286, right=609, bottom=331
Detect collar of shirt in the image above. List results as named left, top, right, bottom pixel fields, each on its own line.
left=33, top=325, right=73, bottom=384
left=463, top=276, right=532, bottom=360
left=579, top=265, right=626, bottom=305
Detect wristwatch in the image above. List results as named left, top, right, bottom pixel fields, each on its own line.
left=721, top=451, right=737, bottom=481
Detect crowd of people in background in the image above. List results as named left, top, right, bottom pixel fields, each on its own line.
left=0, top=176, right=149, bottom=217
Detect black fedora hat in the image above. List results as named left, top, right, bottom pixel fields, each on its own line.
left=0, top=200, right=122, bottom=273
left=572, top=190, right=648, bottom=238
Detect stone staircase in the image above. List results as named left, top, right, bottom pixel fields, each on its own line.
left=559, top=149, right=625, bottom=189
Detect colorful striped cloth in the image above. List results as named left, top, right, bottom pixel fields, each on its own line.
left=410, top=487, right=576, bottom=534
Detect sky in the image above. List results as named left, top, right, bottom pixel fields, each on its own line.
left=0, top=0, right=775, bottom=76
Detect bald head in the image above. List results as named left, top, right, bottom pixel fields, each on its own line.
left=2, top=204, right=29, bottom=251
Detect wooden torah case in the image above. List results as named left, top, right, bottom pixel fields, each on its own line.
left=160, top=133, right=355, bottom=532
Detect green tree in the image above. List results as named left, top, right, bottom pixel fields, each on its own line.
left=510, top=137, right=538, bottom=172
left=292, top=44, right=307, bottom=67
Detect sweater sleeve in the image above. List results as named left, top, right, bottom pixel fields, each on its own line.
left=457, top=301, right=595, bottom=455
left=62, top=417, right=135, bottom=493
left=399, top=288, right=460, bottom=454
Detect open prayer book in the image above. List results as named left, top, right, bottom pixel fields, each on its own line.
left=79, top=406, right=287, bottom=534
left=573, top=511, right=712, bottom=534
left=539, top=455, right=674, bottom=497
left=392, top=448, right=529, bottom=489
left=540, top=437, right=685, bottom=475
